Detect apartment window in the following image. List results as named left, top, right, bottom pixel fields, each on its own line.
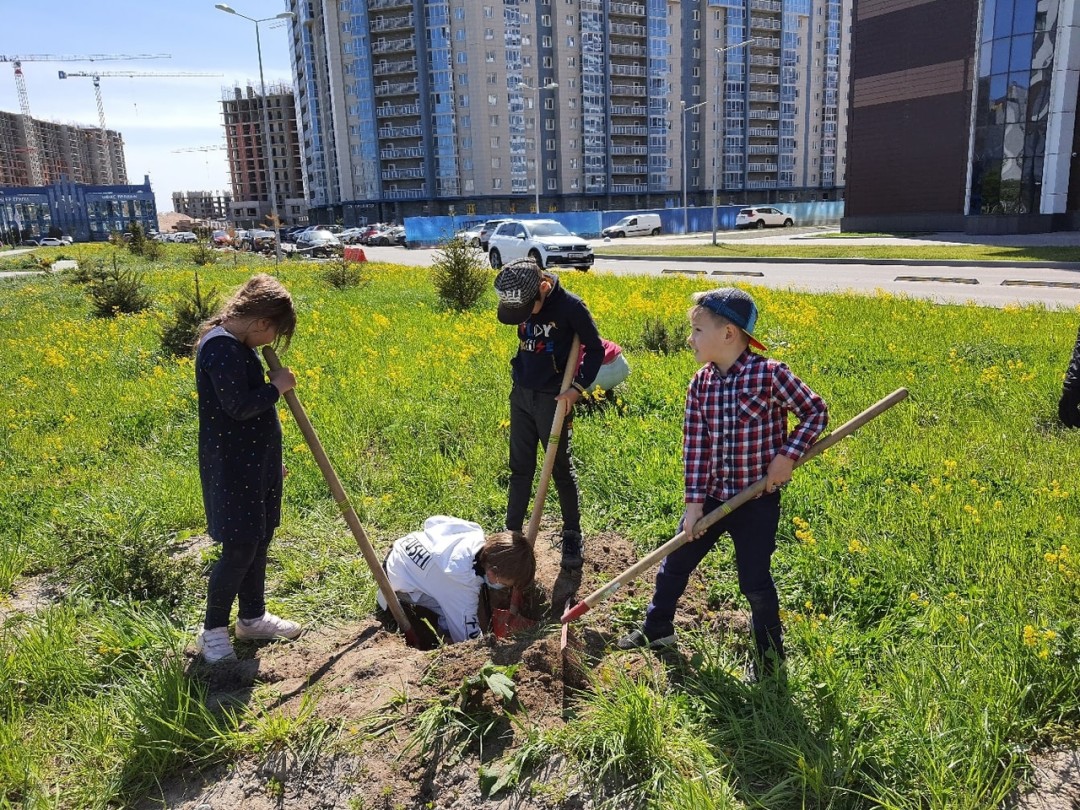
left=457, top=52, right=468, bottom=63
left=544, top=98, right=554, bottom=110
left=490, top=136, right=500, bottom=148
left=493, top=178, right=502, bottom=189
left=485, top=28, right=494, bottom=39
left=490, top=115, right=500, bottom=126
left=542, top=35, right=552, bottom=47
left=542, top=14, right=551, bottom=25
left=488, top=94, right=498, bottom=105
left=454, top=7, right=465, bottom=19
left=546, top=138, right=556, bottom=150
left=465, top=181, right=475, bottom=193
left=484, top=5, right=494, bottom=17
left=545, top=119, right=555, bottom=130
left=543, top=56, right=553, bottom=68
left=492, top=157, right=501, bottom=168
left=486, top=51, right=496, bottom=62
left=547, top=178, right=557, bottom=190
left=567, top=55, right=576, bottom=66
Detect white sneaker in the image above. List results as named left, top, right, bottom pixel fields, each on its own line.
left=234, top=611, right=302, bottom=641
left=196, top=627, right=237, bottom=663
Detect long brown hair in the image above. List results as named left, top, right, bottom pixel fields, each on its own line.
left=196, top=273, right=297, bottom=351
left=478, top=531, right=536, bottom=589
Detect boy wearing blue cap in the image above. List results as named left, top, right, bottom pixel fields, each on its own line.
left=617, top=287, right=828, bottom=678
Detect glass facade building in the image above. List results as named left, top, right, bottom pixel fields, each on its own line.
left=0, top=176, right=158, bottom=244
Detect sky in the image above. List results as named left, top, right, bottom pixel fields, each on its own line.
left=1, top=0, right=296, bottom=213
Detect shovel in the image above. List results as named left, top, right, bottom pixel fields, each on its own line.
left=263, top=347, right=420, bottom=648
left=492, top=335, right=582, bottom=639
left=561, top=388, right=909, bottom=624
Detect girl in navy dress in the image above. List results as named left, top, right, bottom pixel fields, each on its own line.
left=194, top=274, right=299, bottom=663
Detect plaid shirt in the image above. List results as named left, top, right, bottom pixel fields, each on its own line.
left=684, top=350, right=828, bottom=503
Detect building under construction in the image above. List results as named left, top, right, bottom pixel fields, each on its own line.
left=171, top=190, right=233, bottom=222
left=221, top=84, right=307, bottom=227
left=0, top=110, right=126, bottom=187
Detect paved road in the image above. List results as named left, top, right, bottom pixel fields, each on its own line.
left=359, top=229, right=1080, bottom=309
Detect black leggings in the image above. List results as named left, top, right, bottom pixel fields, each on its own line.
left=203, top=528, right=273, bottom=629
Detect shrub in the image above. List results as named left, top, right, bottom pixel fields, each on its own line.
left=639, top=315, right=686, bottom=354
left=160, top=271, right=219, bottom=357
left=431, top=236, right=491, bottom=311
left=321, top=255, right=369, bottom=289
left=88, top=265, right=153, bottom=317
left=189, top=243, right=217, bottom=266
left=64, top=256, right=109, bottom=285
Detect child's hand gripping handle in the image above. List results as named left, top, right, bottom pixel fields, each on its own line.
left=561, top=388, right=910, bottom=624
left=263, top=346, right=420, bottom=647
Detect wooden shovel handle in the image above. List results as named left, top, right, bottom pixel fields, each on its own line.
left=562, top=388, right=910, bottom=623
left=263, top=346, right=419, bottom=647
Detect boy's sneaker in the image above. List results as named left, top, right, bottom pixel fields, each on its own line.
left=235, top=612, right=302, bottom=641
left=615, top=627, right=677, bottom=651
left=196, top=627, right=237, bottom=663
left=558, top=530, right=584, bottom=570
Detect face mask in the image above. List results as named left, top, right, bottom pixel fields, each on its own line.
left=484, top=573, right=506, bottom=590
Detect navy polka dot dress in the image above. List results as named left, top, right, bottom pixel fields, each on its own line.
left=196, top=327, right=283, bottom=545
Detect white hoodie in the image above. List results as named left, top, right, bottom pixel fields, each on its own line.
left=379, top=516, right=487, bottom=643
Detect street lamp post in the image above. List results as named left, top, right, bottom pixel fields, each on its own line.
left=521, top=80, right=558, bottom=215
left=711, top=38, right=757, bottom=245
left=215, top=4, right=295, bottom=263
left=681, top=99, right=707, bottom=235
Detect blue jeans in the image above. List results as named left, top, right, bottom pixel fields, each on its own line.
left=506, top=385, right=581, bottom=535
left=644, top=492, right=784, bottom=658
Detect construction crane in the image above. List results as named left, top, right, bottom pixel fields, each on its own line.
left=171, top=145, right=227, bottom=153
left=0, top=54, right=170, bottom=186
left=59, top=70, right=222, bottom=184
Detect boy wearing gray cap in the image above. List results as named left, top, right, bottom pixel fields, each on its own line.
left=617, top=287, right=827, bottom=680
left=493, top=258, right=604, bottom=569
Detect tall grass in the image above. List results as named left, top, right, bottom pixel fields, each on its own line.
left=0, top=245, right=1078, bottom=806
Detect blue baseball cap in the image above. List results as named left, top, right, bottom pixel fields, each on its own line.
left=694, top=287, right=767, bottom=351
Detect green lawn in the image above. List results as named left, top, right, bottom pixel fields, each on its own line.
left=0, top=245, right=1078, bottom=808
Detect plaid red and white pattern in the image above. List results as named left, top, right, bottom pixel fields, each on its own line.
left=684, top=350, right=828, bottom=503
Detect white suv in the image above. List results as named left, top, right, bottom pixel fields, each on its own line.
left=735, top=207, right=794, bottom=229
left=487, top=219, right=593, bottom=272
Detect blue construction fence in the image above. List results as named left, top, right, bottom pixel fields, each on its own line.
left=404, top=200, right=844, bottom=247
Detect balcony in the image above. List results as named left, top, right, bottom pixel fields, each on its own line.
left=746, top=180, right=777, bottom=189
left=748, top=127, right=779, bottom=137
left=752, top=37, right=781, bottom=49
left=610, top=104, right=647, bottom=116
left=610, top=43, right=647, bottom=57
left=751, top=0, right=782, bottom=10
left=381, top=168, right=426, bottom=180
left=378, top=124, right=423, bottom=138
left=374, top=80, right=419, bottom=98
left=375, top=103, right=421, bottom=118
left=380, top=146, right=424, bottom=159
left=748, top=109, right=780, bottom=120
left=368, top=0, right=411, bottom=9
left=747, top=144, right=778, bottom=155
left=611, top=164, right=647, bottom=175
left=610, top=84, right=647, bottom=97
left=748, top=162, right=778, bottom=173
left=384, top=186, right=427, bottom=199
left=370, top=13, right=414, bottom=32
left=748, top=91, right=779, bottom=103
left=611, top=124, right=648, bottom=136
left=372, top=58, right=417, bottom=76
left=611, top=63, right=647, bottom=78
left=750, top=17, right=782, bottom=31
left=750, top=55, right=781, bottom=67
left=609, top=2, right=646, bottom=16
left=749, top=73, right=780, bottom=86
left=372, top=36, right=415, bottom=54
left=611, top=183, right=648, bottom=193
left=610, top=145, right=648, bottom=155
left=609, top=22, right=646, bottom=37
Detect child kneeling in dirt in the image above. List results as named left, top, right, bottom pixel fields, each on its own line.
left=379, top=516, right=536, bottom=643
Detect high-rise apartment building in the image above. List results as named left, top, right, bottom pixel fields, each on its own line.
left=286, top=0, right=851, bottom=225
left=844, top=0, right=1078, bottom=234
left=0, top=111, right=126, bottom=188
left=220, top=84, right=308, bottom=228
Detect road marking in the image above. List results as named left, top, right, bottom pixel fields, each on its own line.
left=711, top=270, right=765, bottom=277
left=894, top=275, right=979, bottom=285
left=1001, top=279, right=1080, bottom=289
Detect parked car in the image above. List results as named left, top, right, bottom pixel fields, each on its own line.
left=602, top=213, right=662, bottom=238
left=173, top=232, right=199, bottom=243
left=455, top=224, right=484, bottom=247
left=487, top=219, right=593, bottom=272
left=37, top=237, right=65, bottom=247
left=368, top=225, right=406, bottom=246
left=296, top=228, right=342, bottom=257
left=338, top=227, right=366, bottom=244
left=247, top=229, right=278, bottom=251
left=358, top=224, right=388, bottom=245
left=735, top=207, right=794, bottom=229
left=478, top=219, right=511, bottom=251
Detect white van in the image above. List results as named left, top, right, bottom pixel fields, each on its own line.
left=602, top=213, right=662, bottom=238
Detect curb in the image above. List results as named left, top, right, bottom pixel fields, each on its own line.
left=593, top=253, right=1080, bottom=271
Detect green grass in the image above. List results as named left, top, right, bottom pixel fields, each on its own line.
left=0, top=243, right=1078, bottom=807
left=593, top=241, right=1080, bottom=263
